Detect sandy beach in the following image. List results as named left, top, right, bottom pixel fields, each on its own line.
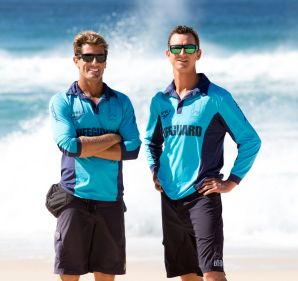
left=1, top=256, right=298, bottom=281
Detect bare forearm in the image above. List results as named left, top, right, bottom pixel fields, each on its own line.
left=79, top=134, right=121, bottom=157
left=224, top=179, right=238, bottom=191
left=92, top=143, right=121, bottom=161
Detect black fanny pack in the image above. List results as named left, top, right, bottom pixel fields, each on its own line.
left=45, top=183, right=74, bottom=217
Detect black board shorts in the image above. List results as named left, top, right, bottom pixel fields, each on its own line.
left=161, top=192, right=224, bottom=277
left=54, top=196, right=126, bottom=275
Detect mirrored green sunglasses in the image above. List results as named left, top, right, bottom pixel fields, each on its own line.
left=169, top=44, right=198, bottom=54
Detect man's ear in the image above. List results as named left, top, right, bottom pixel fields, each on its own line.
left=73, top=56, right=79, bottom=68
left=166, top=49, right=171, bottom=58
left=196, top=49, right=202, bottom=61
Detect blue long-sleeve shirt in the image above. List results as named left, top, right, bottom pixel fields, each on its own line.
left=49, top=81, right=141, bottom=201
left=144, top=74, right=261, bottom=200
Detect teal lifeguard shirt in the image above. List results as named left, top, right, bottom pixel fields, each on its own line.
left=50, top=81, right=141, bottom=201
left=144, top=74, right=261, bottom=200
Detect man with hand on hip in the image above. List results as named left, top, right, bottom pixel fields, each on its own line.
left=144, top=25, right=261, bottom=281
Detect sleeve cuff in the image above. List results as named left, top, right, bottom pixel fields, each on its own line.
left=150, top=164, right=159, bottom=173
left=120, top=143, right=140, bottom=160
left=228, top=174, right=242, bottom=184
left=77, top=138, right=82, bottom=156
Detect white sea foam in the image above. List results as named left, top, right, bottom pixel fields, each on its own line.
left=1, top=115, right=298, bottom=258
left=1, top=45, right=298, bottom=258
left=0, top=46, right=297, bottom=98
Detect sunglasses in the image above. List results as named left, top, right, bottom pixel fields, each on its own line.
left=77, top=53, right=107, bottom=63
left=169, top=44, right=198, bottom=54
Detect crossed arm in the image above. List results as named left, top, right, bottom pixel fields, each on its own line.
left=50, top=93, right=141, bottom=162
left=79, top=134, right=122, bottom=160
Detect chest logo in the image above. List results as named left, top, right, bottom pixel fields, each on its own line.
left=161, top=109, right=171, bottom=119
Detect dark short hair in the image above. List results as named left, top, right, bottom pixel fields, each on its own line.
left=167, top=25, right=200, bottom=48
left=73, top=31, right=108, bottom=56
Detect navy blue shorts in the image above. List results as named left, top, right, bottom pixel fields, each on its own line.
left=54, top=197, right=126, bottom=275
left=161, top=192, right=224, bottom=277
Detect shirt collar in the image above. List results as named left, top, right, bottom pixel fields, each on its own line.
left=163, top=73, right=210, bottom=98
left=67, top=81, right=117, bottom=100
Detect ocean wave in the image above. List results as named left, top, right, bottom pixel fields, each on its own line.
left=0, top=117, right=298, bottom=251
left=0, top=47, right=297, bottom=98
left=1, top=43, right=298, bottom=251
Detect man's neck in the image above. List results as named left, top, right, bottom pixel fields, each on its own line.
left=78, top=79, right=103, bottom=98
left=173, top=71, right=199, bottom=100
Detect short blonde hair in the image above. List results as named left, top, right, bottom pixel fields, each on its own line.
left=73, top=31, right=108, bottom=55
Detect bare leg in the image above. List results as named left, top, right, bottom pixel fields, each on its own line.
left=59, top=275, right=80, bottom=281
left=203, top=271, right=227, bottom=281
left=94, top=272, right=115, bottom=281
left=181, top=273, right=204, bottom=281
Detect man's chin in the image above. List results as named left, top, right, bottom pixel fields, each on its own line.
left=174, top=66, right=190, bottom=73
left=87, top=75, right=102, bottom=81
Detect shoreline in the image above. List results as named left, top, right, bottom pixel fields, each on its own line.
left=1, top=255, right=298, bottom=281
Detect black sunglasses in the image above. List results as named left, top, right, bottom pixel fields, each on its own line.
left=169, top=44, right=198, bottom=54
left=77, top=53, right=107, bottom=63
